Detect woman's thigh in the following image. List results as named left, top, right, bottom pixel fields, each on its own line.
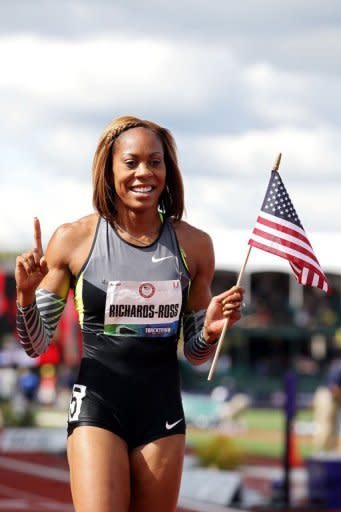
left=67, top=425, right=130, bottom=512
left=129, top=434, right=185, bottom=512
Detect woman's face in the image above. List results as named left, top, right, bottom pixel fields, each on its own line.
left=112, top=127, right=166, bottom=213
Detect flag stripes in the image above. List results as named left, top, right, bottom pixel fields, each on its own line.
left=255, top=212, right=315, bottom=250
left=248, top=170, right=329, bottom=293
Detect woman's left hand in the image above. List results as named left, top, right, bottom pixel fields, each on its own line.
left=203, top=286, right=244, bottom=342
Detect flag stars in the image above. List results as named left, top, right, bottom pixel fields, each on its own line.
left=261, top=172, right=304, bottom=229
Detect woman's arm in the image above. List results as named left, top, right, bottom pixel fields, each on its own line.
left=175, top=222, right=244, bottom=365
left=16, top=218, right=73, bottom=357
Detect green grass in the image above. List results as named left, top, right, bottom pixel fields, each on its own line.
left=187, top=407, right=314, bottom=459
left=241, top=407, right=313, bottom=429
left=242, top=408, right=285, bottom=429
left=234, top=437, right=283, bottom=458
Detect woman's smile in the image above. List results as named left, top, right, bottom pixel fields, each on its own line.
left=130, top=185, right=155, bottom=194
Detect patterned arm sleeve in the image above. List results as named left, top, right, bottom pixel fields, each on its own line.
left=183, top=309, right=218, bottom=366
left=16, top=288, right=66, bottom=357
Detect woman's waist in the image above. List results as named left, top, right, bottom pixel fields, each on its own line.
left=76, top=354, right=181, bottom=399
left=81, top=332, right=179, bottom=375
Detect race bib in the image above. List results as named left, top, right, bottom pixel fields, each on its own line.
left=104, top=280, right=182, bottom=337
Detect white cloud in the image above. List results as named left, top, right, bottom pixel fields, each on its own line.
left=1, top=175, right=92, bottom=252
left=1, top=7, right=340, bottom=254
left=179, top=126, right=341, bottom=180
left=0, top=35, right=226, bottom=113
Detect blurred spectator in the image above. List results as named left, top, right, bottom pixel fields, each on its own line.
left=240, top=297, right=272, bottom=328
left=294, top=307, right=312, bottom=328
left=17, top=367, right=39, bottom=401
left=313, top=363, right=341, bottom=452
left=0, top=367, right=17, bottom=400
left=36, top=364, right=57, bottom=405
left=0, top=335, right=37, bottom=368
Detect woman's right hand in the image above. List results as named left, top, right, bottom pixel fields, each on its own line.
left=15, top=218, right=49, bottom=304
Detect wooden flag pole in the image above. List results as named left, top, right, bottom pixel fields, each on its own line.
left=207, top=153, right=282, bottom=381
left=273, top=152, right=282, bottom=171
left=207, top=245, right=252, bottom=381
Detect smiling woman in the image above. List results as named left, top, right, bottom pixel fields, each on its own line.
left=92, top=117, right=185, bottom=229
left=15, top=115, right=244, bottom=512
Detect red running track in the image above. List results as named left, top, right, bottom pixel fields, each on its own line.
left=0, top=453, right=72, bottom=511
left=0, top=452, right=234, bottom=512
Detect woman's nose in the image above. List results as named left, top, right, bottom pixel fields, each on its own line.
left=135, top=163, right=152, bottom=176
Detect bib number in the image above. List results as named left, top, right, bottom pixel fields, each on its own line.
left=68, top=384, right=86, bottom=422
left=104, top=280, right=182, bottom=337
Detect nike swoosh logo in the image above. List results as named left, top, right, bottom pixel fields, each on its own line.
left=165, top=418, right=183, bottom=430
left=151, top=255, right=174, bottom=263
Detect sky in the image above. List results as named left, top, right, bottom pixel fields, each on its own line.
left=1, top=1, right=340, bottom=272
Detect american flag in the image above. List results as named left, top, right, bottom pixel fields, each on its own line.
left=248, top=170, right=330, bottom=293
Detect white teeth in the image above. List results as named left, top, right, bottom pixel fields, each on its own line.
left=132, top=186, right=153, bottom=193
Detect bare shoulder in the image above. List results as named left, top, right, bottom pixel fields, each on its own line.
left=47, top=213, right=98, bottom=251
left=45, top=213, right=99, bottom=270
left=171, top=219, right=214, bottom=277
left=171, top=219, right=213, bottom=251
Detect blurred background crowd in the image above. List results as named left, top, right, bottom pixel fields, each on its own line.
left=1, top=257, right=340, bottom=429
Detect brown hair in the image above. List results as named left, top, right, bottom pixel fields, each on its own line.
left=92, top=115, right=184, bottom=224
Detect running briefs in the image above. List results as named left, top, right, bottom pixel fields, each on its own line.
left=67, top=357, right=186, bottom=449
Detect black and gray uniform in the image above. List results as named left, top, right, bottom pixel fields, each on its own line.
left=67, top=217, right=191, bottom=449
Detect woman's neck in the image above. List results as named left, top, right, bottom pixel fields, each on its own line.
left=113, top=208, right=162, bottom=246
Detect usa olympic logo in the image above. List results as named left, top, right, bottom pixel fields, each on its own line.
left=139, top=283, right=155, bottom=298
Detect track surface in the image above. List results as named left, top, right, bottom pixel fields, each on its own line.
left=0, top=452, right=243, bottom=512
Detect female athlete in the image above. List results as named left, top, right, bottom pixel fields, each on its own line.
left=16, top=116, right=244, bottom=512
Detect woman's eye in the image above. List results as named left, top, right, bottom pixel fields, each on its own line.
left=125, top=160, right=136, bottom=168
left=151, top=160, right=161, bottom=167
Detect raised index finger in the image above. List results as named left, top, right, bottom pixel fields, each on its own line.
left=33, top=217, right=43, bottom=254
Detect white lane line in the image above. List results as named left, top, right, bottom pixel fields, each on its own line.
left=178, top=497, right=246, bottom=512
left=0, top=456, right=69, bottom=482
left=0, top=456, right=72, bottom=510
left=0, top=499, right=28, bottom=510
left=0, top=499, right=73, bottom=511
left=0, top=482, right=73, bottom=511
left=242, top=465, right=307, bottom=482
